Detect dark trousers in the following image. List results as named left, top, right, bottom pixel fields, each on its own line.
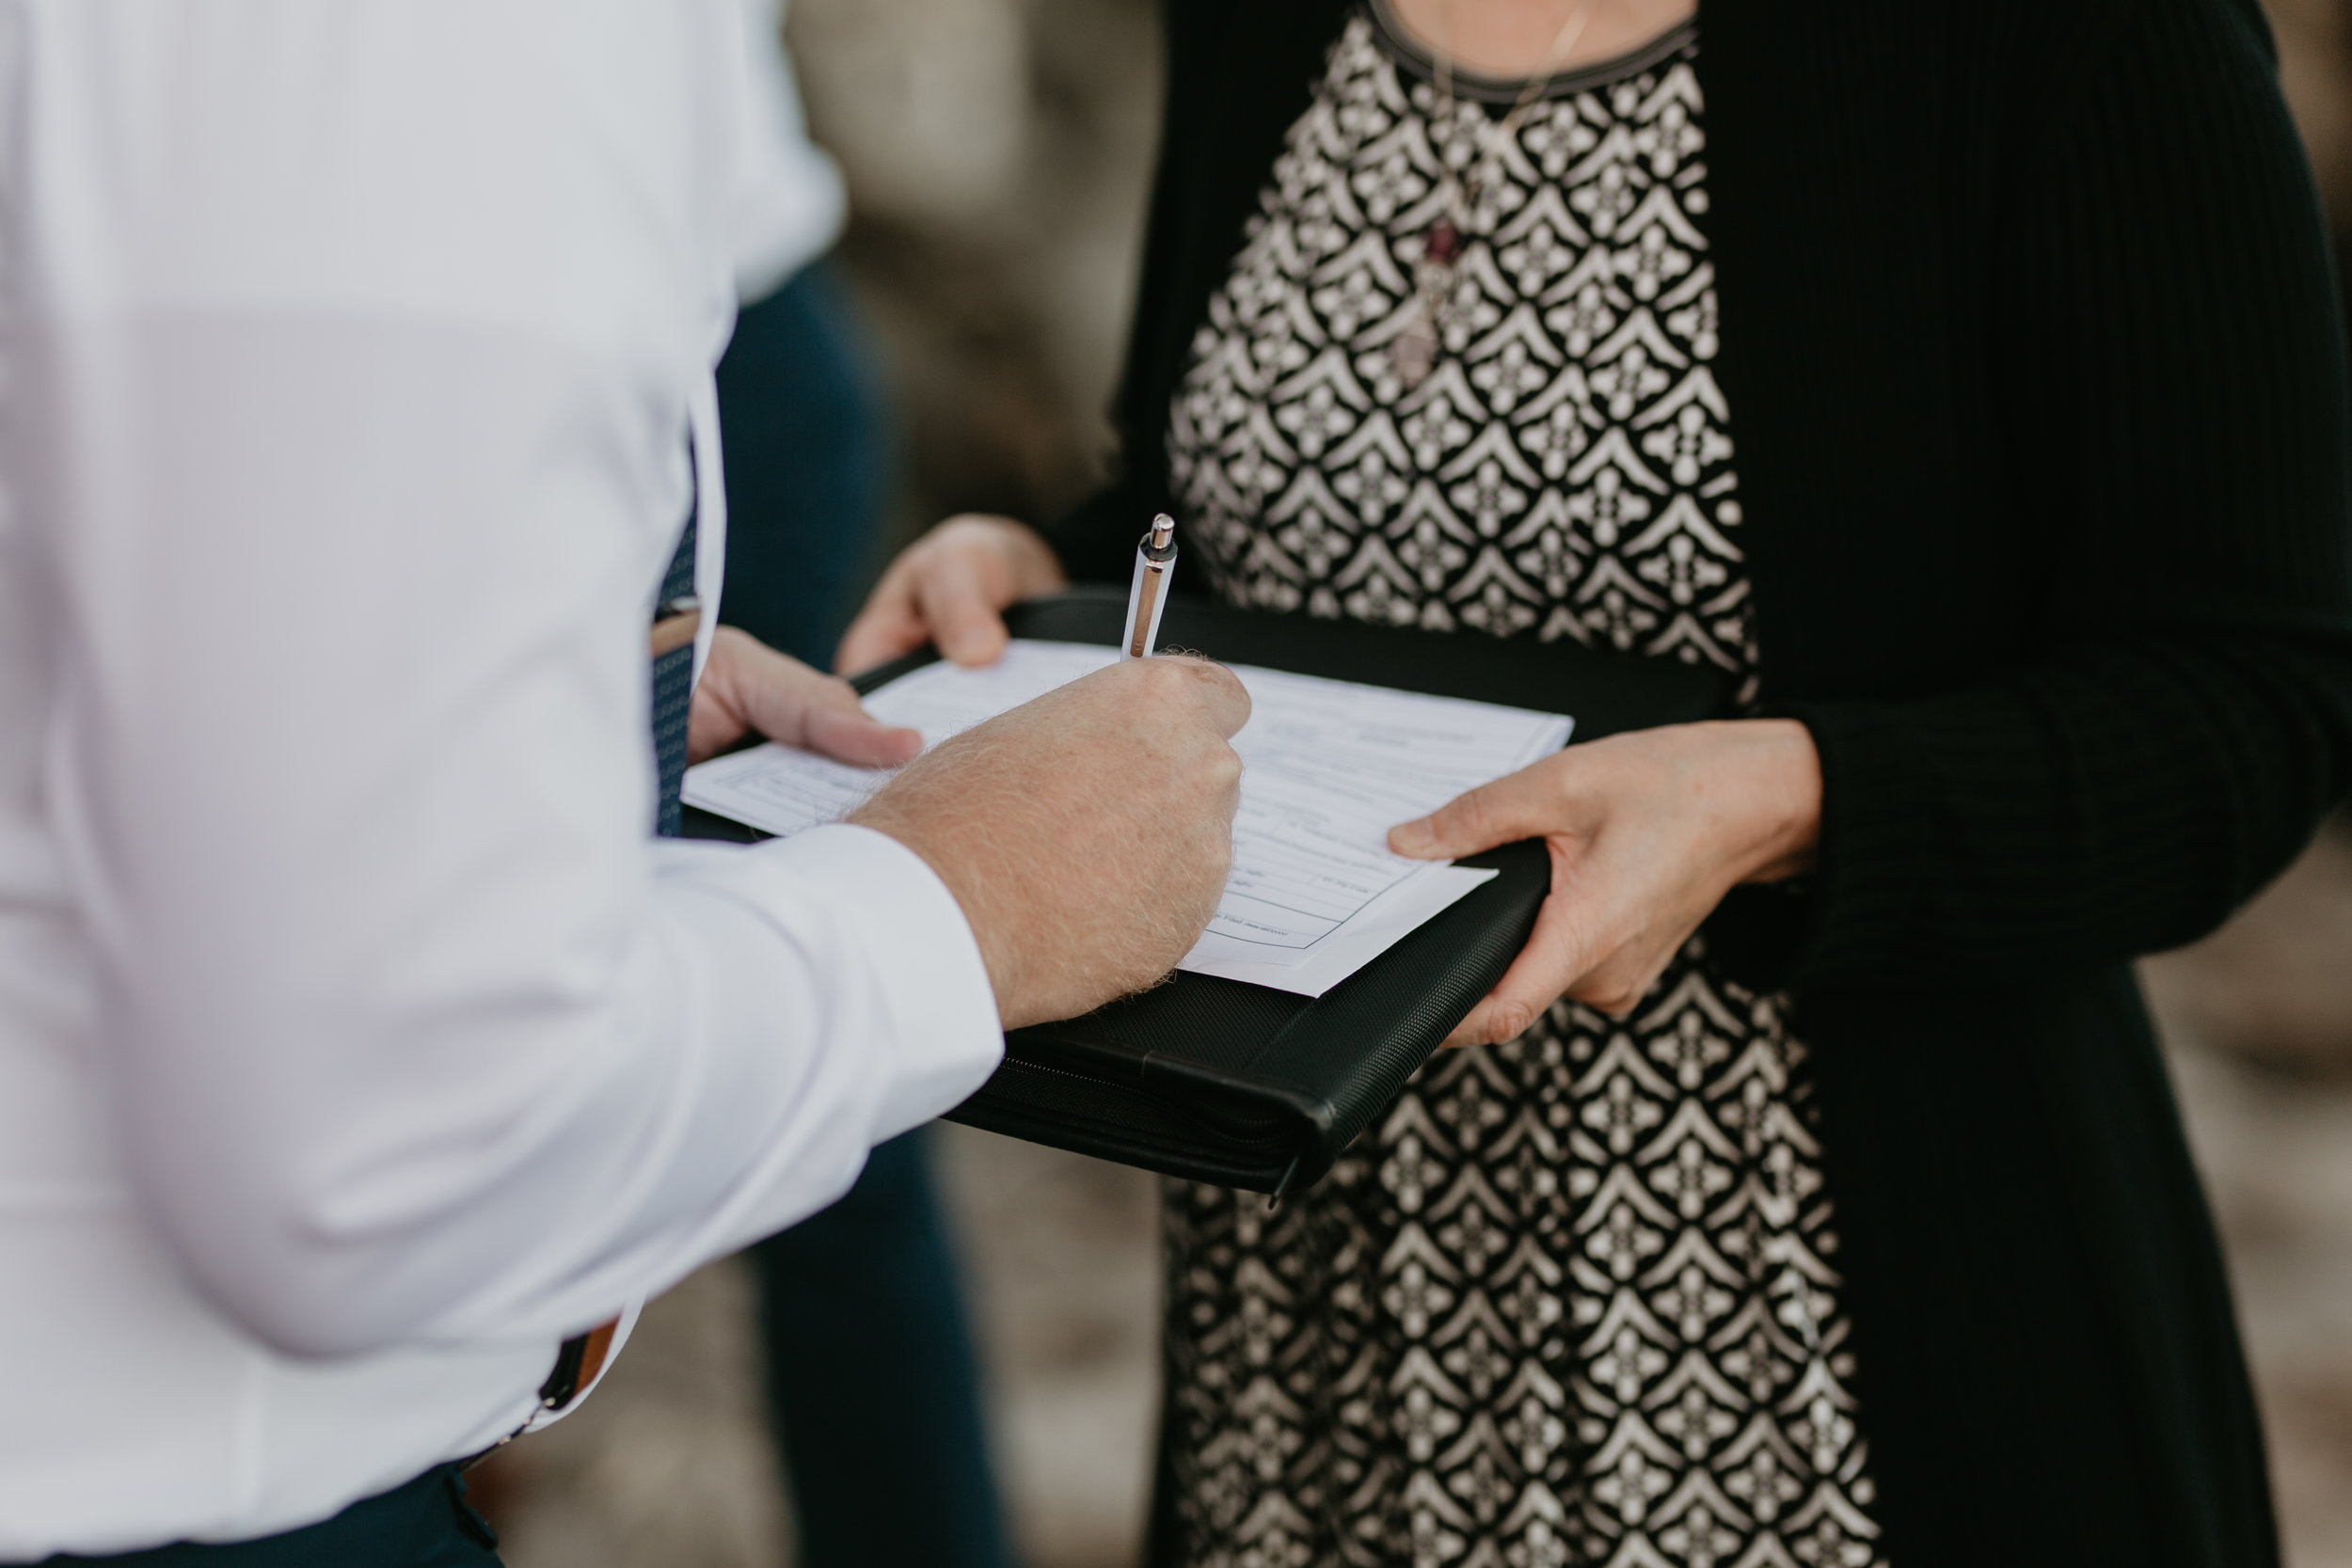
left=35, top=1466, right=499, bottom=1567
left=749, top=1131, right=1014, bottom=1568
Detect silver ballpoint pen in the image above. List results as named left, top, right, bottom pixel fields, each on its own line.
left=1121, top=513, right=1178, bottom=658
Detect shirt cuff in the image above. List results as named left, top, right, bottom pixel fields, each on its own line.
left=744, top=821, right=1002, bottom=1136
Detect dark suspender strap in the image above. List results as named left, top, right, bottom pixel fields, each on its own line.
left=536, top=1318, right=620, bottom=1414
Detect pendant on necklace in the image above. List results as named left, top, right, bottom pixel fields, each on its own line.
left=1423, top=217, right=1463, bottom=266
left=1391, top=218, right=1463, bottom=389
left=1391, top=309, right=1438, bottom=388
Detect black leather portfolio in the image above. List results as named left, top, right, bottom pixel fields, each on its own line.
left=684, top=589, right=1724, bottom=1196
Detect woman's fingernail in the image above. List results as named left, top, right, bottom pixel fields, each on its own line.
left=1389, top=819, right=1434, bottom=855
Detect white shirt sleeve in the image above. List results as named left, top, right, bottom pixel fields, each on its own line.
left=9, top=0, right=1000, bottom=1358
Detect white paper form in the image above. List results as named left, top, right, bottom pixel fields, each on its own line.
left=683, top=641, right=1573, bottom=998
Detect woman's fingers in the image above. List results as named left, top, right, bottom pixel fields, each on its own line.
left=835, top=561, right=928, bottom=675
left=1443, top=887, right=1598, bottom=1046
left=1564, top=938, right=1674, bottom=1020
left=1418, top=722, right=1824, bottom=1049
left=1443, top=938, right=1655, bottom=1047
left=1391, top=754, right=1572, bottom=859
left=916, top=566, right=1012, bottom=668
left=838, top=515, right=1063, bottom=673
left=1439, top=840, right=1697, bottom=1047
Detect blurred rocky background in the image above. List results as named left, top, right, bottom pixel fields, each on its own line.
left=789, top=0, right=1160, bottom=551
left=469, top=0, right=2352, bottom=1562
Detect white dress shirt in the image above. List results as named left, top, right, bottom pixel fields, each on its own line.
left=0, top=2, right=1001, bottom=1557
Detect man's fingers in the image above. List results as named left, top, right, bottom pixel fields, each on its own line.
left=1082, top=656, right=1253, bottom=742
left=1390, top=765, right=1559, bottom=860
left=686, top=700, right=746, bottom=767
left=718, top=630, right=924, bottom=768
left=782, top=669, right=922, bottom=768
left=916, top=571, right=1011, bottom=668
left=802, top=700, right=924, bottom=768
left=1161, top=655, right=1252, bottom=738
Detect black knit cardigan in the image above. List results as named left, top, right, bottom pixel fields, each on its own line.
left=1040, top=0, right=2352, bottom=1561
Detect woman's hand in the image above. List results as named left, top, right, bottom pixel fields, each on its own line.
left=1389, top=720, right=1822, bottom=1046
left=688, top=626, right=924, bottom=768
left=835, top=515, right=1069, bottom=675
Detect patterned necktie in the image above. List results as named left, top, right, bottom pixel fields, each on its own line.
left=650, top=472, right=701, bottom=837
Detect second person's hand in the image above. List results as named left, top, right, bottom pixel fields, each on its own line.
left=835, top=515, right=1068, bottom=676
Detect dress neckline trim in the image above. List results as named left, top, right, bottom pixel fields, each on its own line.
left=1364, top=0, right=1697, bottom=103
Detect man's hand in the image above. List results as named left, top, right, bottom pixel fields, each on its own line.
left=851, top=657, right=1249, bottom=1029
left=1389, top=720, right=1822, bottom=1046
left=689, top=626, right=922, bottom=768
left=835, top=515, right=1068, bottom=675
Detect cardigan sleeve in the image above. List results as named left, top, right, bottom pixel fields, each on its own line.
left=1779, top=0, right=2352, bottom=990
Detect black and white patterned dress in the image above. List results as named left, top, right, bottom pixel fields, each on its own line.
left=1156, top=12, right=1886, bottom=1567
